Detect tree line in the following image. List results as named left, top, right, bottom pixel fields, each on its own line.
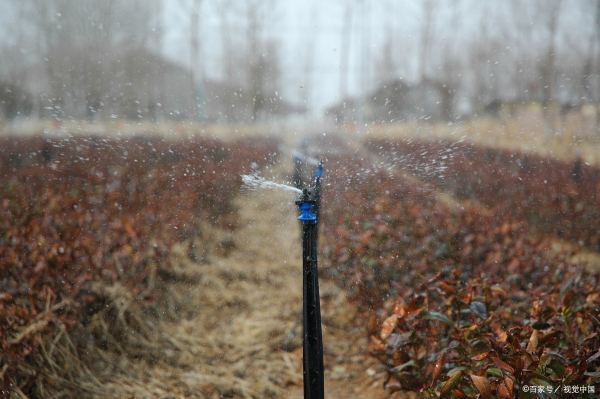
left=0, top=0, right=598, bottom=126
left=0, top=0, right=287, bottom=122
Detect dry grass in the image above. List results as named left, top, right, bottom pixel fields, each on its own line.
left=15, top=257, right=201, bottom=398
left=0, top=119, right=287, bottom=141
left=102, top=189, right=307, bottom=398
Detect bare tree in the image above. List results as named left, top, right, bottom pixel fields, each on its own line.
left=468, top=2, right=496, bottom=108
left=376, top=2, right=398, bottom=86
left=242, top=0, right=280, bottom=121
left=587, top=0, right=600, bottom=132
left=418, top=0, right=436, bottom=82
left=177, top=0, right=203, bottom=119
left=436, top=0, right=464, bottom=120
left=302, top=5, right=318, bottom=112
left=507, top=0, right=537, bottom=103
left=12, top=0, right=161, bottom=119
left=590, top=0, right=600, bottom=136
left=216, top=0, right=235, bottom=82
left=339, top=1, right=354, bottom=100
left=538, top=0, right=563, bottom=132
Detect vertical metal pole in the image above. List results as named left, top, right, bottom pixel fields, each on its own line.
left=297, top=195, right=324, bottom=399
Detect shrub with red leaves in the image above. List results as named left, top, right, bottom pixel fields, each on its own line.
left=367, top=139, right=600, bottom=252
left=321, top=148, right=600, bottom=398
left=0, top=135, right=277, bottom=390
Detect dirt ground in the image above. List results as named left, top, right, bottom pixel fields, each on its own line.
left=89, top=160, right=391, bottom=398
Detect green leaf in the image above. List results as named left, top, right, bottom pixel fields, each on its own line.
left=486, top=368, right=503, bottom=378
left=470, top=338, right=491, bottom=354
left=440, top=369, right=464, bottom=396
left=447, top=367, right=467, bottom=377
left=423, top=311, right=453, bottom=326
left=529, top=377, right=552, bottom=387
left=469, top=301, right=488, bottom=319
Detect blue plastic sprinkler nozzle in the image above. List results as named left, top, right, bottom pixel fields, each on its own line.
left=297, top=202, right=317, bottom=224
left=296, top=189, right=317, bottom=224
left=313, top=161, right=324, bottom=179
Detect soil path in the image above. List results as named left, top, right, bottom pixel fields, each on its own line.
left=97, top=161, right=389, bottom=398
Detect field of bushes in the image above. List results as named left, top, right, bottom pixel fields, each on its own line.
left=0, top=135, right=277, bottom=395
left=367, top=138, right=600, bottom=252
left=1, top=131, right=599, bottom=398
left=320, top=138, right=600, bottom=397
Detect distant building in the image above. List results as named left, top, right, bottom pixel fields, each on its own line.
left=7, top=48, right=196, bottom=121
left=326, top=79, right=454, bottom=124
left=105, top=48, right=196, bottom=120
left=2, top=47, right=304, bottom=123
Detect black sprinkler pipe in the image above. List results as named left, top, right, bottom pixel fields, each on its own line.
left=296, top=183, right=325, bottom=398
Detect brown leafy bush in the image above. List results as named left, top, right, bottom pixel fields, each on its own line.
left=367, top=138, right=600, bottom=251
left=0, top=135, right=277, bottom=393
left=320, top=148, right=600, bottom=397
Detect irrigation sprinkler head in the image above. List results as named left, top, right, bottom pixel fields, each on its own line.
left=297, top=188, right=311, bottom=202
left=296, top=189, right=317, bottom=224
left=313, top=161, right=324, bottom=180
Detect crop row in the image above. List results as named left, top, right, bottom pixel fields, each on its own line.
left=367, top=138, right=600, bottom=252
left=320, top=150, right=599, bottom=397
left=0, top=135, right=277, bottom=393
